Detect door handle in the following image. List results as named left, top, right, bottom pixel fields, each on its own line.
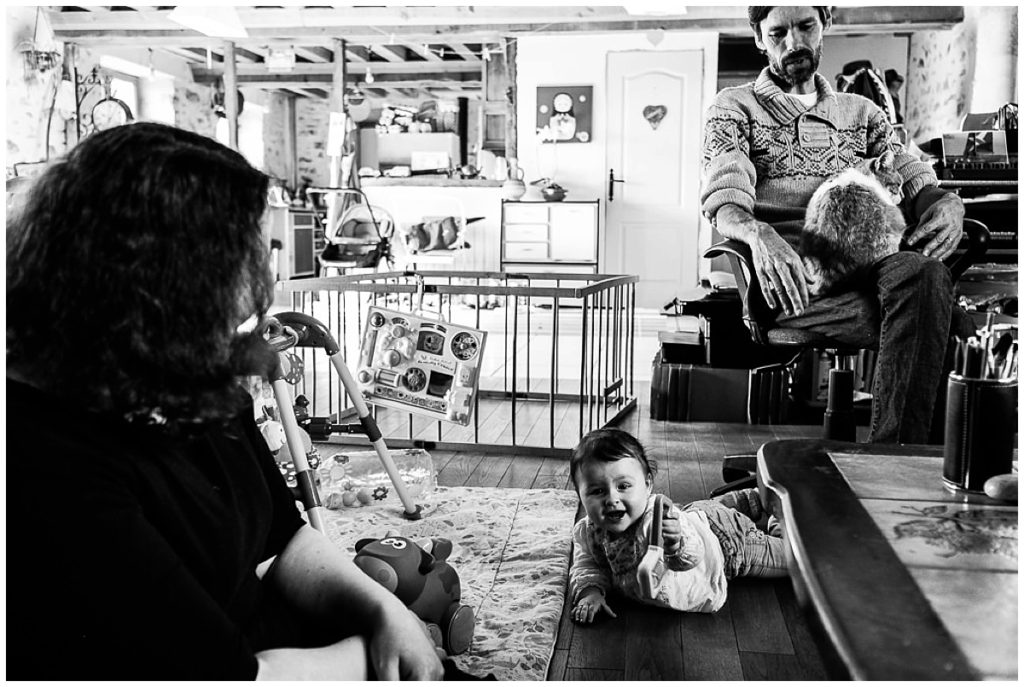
left=608, top=169, right=625, bottom=202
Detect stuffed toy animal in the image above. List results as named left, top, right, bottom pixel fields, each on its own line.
left=354, top=535, right=475, bottom=655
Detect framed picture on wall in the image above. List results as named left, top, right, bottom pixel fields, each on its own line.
left=536, top=85, right=592, bottom=143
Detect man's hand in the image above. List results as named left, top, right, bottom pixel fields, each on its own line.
left=749, top=223, right=810, bottom=316
left=572, top=588, right=616, bottom=624
left=905, top=193, right=965, bottom=260
left=368, top=606, right=445, bottom=681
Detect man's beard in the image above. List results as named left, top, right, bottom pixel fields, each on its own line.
left=769, top=44, right=822, bottom=87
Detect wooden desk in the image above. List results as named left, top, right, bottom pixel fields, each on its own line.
left=758, top=439, right=1018, bottom=680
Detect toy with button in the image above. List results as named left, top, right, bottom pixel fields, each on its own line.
left=356, top=306, right=487, bottom=426
left=319, top=449, right=436, bottom=511
left=353, top=535, right=476, bottom=655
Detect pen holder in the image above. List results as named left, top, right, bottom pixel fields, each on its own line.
left=943, top=374, right=1017, bottom=493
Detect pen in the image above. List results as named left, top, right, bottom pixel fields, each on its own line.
left=989, top=332, right=1014, bottom=379
left=964, top=339, right=984, bottom=379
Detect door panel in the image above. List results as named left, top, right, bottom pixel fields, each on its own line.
left=606, top=50, right=704, bottom=310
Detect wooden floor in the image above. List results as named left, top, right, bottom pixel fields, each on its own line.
left=424, top=400, right=834, bottom=681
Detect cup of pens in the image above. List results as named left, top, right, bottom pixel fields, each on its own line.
left=944, top=321, right=1018, bottom=494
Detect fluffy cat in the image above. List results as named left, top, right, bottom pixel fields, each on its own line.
left=800, top=150, right=906, bottom=296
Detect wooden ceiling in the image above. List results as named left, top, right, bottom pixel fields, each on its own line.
left=43, top=5, right=965, bottom=101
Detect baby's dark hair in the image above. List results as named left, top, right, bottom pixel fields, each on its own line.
left=569, top=428, right=658, bottom=489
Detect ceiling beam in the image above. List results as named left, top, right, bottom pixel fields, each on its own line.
left=404, top=43, right=443, bottom=62
left=47, top=6, right=637, bottom=32
left=447, top=42, right=479, bottom=62
left=293, top=46, right=332, bottom=63
left=194, top=70, right=482, bottom=90
left=369, top=44, right=407, bottom=63
left=46, top=6, right=965, bottom=47
left=191, top=61, right=480, bottom=79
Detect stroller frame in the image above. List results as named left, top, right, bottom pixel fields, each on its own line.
left=309, top=186, right=395, bottom=274
left=264, top=311, right=423, bottom=529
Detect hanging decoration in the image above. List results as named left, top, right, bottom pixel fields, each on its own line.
left=643, top=104, right=668, bottom=130
left=17, top=8, right=61, bottom=80
left=536, top=85, right=593, bottom=144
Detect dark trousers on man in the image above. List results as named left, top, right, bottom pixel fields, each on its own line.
left=775, top=251, right=971, bottom=444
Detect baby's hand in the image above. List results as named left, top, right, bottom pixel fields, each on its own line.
left=661, top=503, right=683, bottom=555
left=573, top=589, right=616, bottom=624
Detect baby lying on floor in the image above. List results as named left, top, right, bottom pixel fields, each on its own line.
left=568, top=428, right=786, bottom=622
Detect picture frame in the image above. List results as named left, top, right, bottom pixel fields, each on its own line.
left=536, top=85, right=593, bottom=144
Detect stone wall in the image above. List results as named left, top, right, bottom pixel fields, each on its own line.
left=6, top=7, right=69, bottom=171
left=905, top=6, right=1018, bottom=144
left=294, top=97, right=331, bottom=186
left=171, top=83, right=217, bottom=139
left=262, top=92, right=290, bottom=183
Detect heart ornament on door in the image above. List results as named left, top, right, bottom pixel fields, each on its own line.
left=643, top=105, right=668, bottom=130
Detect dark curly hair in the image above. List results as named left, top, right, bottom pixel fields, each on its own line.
left=748, top=6, right=833, bottom=37
left=569, top=428, right=658, bottom=490
left=7, top=122, right=275, bottom=425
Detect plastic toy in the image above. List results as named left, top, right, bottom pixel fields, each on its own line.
left=318, top=448, right=435, bottom=511
left=354, top=535, right=475, bottom=655
left=637, top=494, right=668, bottom=599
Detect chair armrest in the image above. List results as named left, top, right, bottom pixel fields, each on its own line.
left=946, top=218, right=990, bottom=282
left=703, top=240, right=774, bottom=345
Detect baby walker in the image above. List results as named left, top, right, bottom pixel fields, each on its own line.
left=263, top=311, right=424, bottom=528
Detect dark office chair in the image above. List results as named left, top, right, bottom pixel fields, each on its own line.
left=704, top=217, right=990, bottom=496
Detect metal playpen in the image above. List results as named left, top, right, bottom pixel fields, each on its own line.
left=273, top=269, right=639, bottom=457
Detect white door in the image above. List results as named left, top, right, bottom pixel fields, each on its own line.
left=605, top=50, right=705, bottom=310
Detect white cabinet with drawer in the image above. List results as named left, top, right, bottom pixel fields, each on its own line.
left=265, top=207, right=326, bottom=280
left=500, top=200, right=599, bottom=273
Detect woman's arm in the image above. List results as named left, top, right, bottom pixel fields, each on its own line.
left=256, top=637, right=370, bottom=680
left=262, top=524, right=444, bottom=681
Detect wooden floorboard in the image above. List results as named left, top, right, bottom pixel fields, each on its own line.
left=729, top=579, right=796, bottom=655
left=359, top=394, right=827, bottom=680
left=497, top=455, right=544, bottom=489
left=679, top=600, right=745, bottom=680
left=623, top=602, right=685, bottom=680
left=739, top=651, right=810, bottom=681
left=462, top=453, right=514, bottom=487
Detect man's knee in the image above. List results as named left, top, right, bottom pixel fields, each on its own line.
left=875, top=251, right=953, bottom=294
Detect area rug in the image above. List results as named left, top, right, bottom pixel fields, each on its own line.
left=321, top=486, right=580, bottom=681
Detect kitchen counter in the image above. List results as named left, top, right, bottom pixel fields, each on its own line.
left=360, top=176, right=503, bottom=188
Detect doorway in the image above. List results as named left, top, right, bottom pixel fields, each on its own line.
left=605, top=50, right=705, bottom=310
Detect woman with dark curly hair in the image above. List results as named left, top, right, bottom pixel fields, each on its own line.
left=6, top=122, right=443, bottom=681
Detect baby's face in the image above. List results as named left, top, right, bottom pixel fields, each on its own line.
left=577, top=457, right=651, bottom=535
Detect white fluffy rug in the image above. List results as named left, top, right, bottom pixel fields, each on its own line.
left=322, top=485, right=579, bottom=681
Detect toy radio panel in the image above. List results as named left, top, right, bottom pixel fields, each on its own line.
left=357, top=307, right=487, bottom=425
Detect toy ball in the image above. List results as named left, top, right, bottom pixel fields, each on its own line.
left=354, top=536, right=475, bottom=655
left=319, top=449, right=436, bottom=510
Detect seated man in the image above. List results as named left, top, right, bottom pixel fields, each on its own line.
left=700, top=6, right=970, bottom=444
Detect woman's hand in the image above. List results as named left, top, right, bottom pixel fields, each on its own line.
left=265, top=525, right=444, bottom=681
left=572, top=589, right=616, bottom=624
left=366, top=602, right=445, bottom=681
